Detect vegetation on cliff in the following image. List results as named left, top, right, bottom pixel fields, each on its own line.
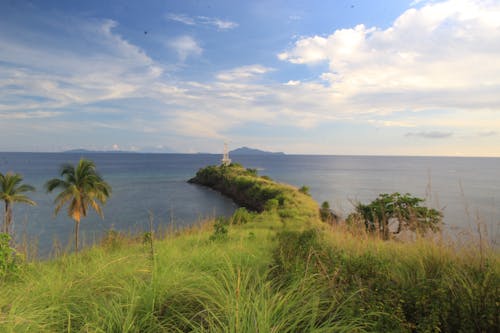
left=188, top=163, right=320, bottom=229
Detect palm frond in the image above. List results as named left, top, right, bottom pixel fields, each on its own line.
left=47, top=158, right=111, bottom=225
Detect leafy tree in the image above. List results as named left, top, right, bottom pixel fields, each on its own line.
left=45, top=159, right=111, bottom=254
left=347, top=193, right=442, bottom=240
left=0, top=172, right=36, bottom=236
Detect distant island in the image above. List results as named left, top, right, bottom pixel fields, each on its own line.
left=229, top=146, right=285, bottom=156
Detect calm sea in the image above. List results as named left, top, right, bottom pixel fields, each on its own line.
left=0, top=152, right=498, bottom=255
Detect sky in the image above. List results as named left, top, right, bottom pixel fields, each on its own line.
left=0, top=0, right=499, bottom=156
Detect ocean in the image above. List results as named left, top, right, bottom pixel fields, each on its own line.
left=0, top=152, right=498, bottom=256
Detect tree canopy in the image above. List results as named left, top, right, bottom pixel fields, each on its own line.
left=0, top=172, right=36, bottom=236
left=45, top=159, right=111, bottom=253
left=347, top=192, right=442, bottom=240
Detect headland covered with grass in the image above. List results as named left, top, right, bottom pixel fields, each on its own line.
left=1, top=162, right=498, bottom=332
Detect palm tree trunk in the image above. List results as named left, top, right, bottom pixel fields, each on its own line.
left=74, top=219, right=80, bottom=254
left=4, top=201, right=11, bottom=235
left=3, top=203, right=7, bottom=233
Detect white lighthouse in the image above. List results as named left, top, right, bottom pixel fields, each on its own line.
left=221, top=142, right=231, bottom=166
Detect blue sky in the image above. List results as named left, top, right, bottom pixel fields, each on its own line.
left=0, top=0, right=499, bottom=156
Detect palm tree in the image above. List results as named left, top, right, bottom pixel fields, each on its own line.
left=45, top=159, right=111, bottom=254
left=0, top=172, right=37, bottom=236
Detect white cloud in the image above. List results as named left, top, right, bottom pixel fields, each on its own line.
left=168, top=35, right=203, bottom=61
left=0, top=17, right=162, bottom=112
left=165, top=13, right=238, bottom=30
left=198, top=16, right=239, bottom=30
left=2, top=1, right=499, bottom=155
left=406, top=131, right=453, bottom=139
left=278, top=0, right=500, bottom=115
left=165, top=13, right=196, bottom=25
left=216, top=65, right=274, bottom=81
left=0, top=110, right=62, bottom=119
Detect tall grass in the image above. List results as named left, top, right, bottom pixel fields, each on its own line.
left=0, top=164, right=498, bottom=332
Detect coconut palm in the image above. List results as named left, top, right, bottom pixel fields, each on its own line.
left=45, top=159, right=111, bottom=254
left=0, top=172, right=37, bottom=236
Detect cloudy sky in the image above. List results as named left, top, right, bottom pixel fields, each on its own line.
left=1, top=0, right=499, bottom=156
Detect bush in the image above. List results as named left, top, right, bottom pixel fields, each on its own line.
left=231, top=207, right=253, bottom=225
left=245, top=168, right=258, bottom=176
left=264, top=199, right=279, bottom=211
left=348, top=192, right=442, bottom=240
left=209, top=217, right=229, bottom=241
left=270, top=229, right=323, bottom=285
left=298, top=185, right=310, bottom=196
left=319, top=201, right=338, bottom=224
left=0, top=233, right=19, bottom=278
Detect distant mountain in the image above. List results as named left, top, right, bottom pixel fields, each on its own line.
left=230, top=147, right=285, bottom=156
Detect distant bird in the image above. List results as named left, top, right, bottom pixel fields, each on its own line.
left=351, top=4, right=355, bottom=8
left=144, top=30, right=148, bottom=35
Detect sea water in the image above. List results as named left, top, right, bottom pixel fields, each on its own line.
left=0, top=152, right=498, bottom=255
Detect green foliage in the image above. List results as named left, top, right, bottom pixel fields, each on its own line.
left=0, top=233, right=19, bottom=278
left=348, top=192, right=442, bottom=239
left=271, top=229, right=323, bottom=285
left=0, top=163, right=494, bottom=332
left=231, top=207, right=253, bottom=225
left=245, top=168, right=258, bottom=176
left=210, top=217, right=229, bottom=241
left=45, top=158, right=112, bottom=253
left=0, top=172, right=36, bottom=236
left=264, top=198, right=279, bottom=211
left=190, top=164, right=302, bottom=215
left=298, top=185, right=310, bottom=195
left=320, top=200, right=337, bottom=223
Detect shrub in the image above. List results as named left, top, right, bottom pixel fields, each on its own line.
left=231, top=207, right=253, bottom=225
left=348, top=192, right=442, bottom=240
left=319, top=201, right=338, bottom=224
left=270, top=229, right=323, bottom=285
left=0, top=233, right=19, bottom=278
left=209, top=217, right=229, bottom=241
left=245, top=168, right=258, bottom=176
left=264, top=199, right=279, bottom=211
left=298, top=185, right=310, bottom=196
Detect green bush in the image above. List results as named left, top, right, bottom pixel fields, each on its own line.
left=348, top=192, right=442, bottom=240
left=231, top=207, right=253, bottom=225
left=264, top=199, right=279, bottom=211
left=245, top=168, right=258, bottom=176
left=319, top=201, right=338, bottom=223
left=270, top=229, right=323, bottom=285
left=0, top=233, right=19, bottom=278
left=298, top=185, right=310, bottom=195
left=210, top=217, right=229, bottom=241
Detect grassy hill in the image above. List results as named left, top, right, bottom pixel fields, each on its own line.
left=0, top=163, right=498, bottom=332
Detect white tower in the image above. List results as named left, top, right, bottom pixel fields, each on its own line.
left=221, top=142, right=231, bottom=166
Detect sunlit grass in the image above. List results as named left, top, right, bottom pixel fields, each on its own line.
left=0, top=164, right=498, bottom=332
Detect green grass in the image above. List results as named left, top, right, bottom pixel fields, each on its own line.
left=0, top=164, right=498, bottom=332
